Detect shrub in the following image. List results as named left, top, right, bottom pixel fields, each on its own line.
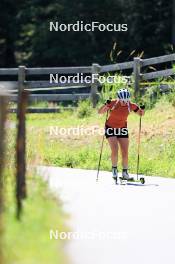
left=76, top=100, right=93, bottom=118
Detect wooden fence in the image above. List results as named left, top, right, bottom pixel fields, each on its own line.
left=0, top=53, right=175, bottom=220
left=0, top=53, right=175, bottom=111
left=0, top=77, right=28, bottom=221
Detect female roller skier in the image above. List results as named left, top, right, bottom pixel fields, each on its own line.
left=98, top=88, right=144, bottom=182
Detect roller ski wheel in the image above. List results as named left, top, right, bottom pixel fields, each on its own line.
left=119, top=177, right=133, bottom=185
left=140, top=177, right=145, bottom=184
left=119, top=177, right=127, bottom=185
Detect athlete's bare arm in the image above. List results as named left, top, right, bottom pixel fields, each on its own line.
left=135, top=108, right=145, bottom=116
left=98, top=104, right=110, bottom=114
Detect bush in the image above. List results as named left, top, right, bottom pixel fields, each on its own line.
left=166, top=89, right=175, bottom=107
left=76, top=100, right=93, bottom=118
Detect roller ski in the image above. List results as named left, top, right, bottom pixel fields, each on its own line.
left=119, top=169, right=145, bottom=185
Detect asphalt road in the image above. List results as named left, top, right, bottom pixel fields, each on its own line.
left=36, top=166, right=175, bottom=264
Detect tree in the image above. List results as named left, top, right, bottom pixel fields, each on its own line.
left=0, top=0, right=23, bottom=67
left=0, top=0, right=173, bottom=67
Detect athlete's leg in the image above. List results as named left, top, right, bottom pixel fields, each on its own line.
left=118, top=137, right=129, bottom=169
left=118, top=138, right=134, bottom=180
left=107, top=136, right=119, bottom=167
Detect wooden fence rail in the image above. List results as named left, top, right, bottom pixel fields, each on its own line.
left=9, top=93, right=90, bottom=102
left=0, top=53, right=175, bottom=107
left=142, top=69, right=175, bottom=80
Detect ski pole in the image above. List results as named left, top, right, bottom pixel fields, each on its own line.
left=136, top=105, right=145, bottom=180
left=96, top=110, right=109, bottom=182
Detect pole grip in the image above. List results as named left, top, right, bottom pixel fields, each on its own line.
left=140, top=105, right=145, bottom=110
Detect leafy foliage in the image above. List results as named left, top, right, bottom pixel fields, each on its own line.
left=0, top=0, right=173, bottom=67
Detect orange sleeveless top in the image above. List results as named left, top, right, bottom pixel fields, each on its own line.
left=105, top=100, right=139, bottom=128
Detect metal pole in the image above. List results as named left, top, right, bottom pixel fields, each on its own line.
left=136, top=105, right=145, bottom=180
left=96, top=110, right=108, bottom=182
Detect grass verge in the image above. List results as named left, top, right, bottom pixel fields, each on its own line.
left=3, top=167, right=69, bottom=264
left=7, top=96, right=175, bottom=178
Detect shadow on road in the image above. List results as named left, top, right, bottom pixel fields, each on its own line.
left=121, top=183, right=159, bottom=187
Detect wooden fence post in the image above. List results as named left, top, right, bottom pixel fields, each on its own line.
left=0, top=93, right=8, bottom=264
left=16, top=66, right=29, bottom=220
left=91, top=63, right=101, bottom=107
left=133, top=57, right=141, bottom=97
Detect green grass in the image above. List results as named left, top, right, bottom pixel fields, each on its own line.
left=4, top=95, right=175, bottom=262
left=8, top=96, right=175, bottom=178
left=3, top=168, right=69, bottom=264
left=3, top=126, right=69, bottom=263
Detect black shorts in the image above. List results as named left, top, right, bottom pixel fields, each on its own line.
left=105, top=125, right=129, bottom=138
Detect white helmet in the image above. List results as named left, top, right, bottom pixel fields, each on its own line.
left=117, top=88, right=131, bottom=102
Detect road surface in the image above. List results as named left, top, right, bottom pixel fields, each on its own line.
left=36, top=166, right=175, bottom=264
